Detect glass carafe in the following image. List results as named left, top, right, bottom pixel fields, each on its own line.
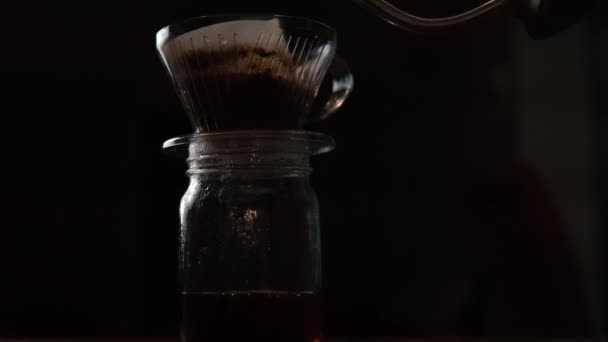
left=164, top=131, right=334, bottom=342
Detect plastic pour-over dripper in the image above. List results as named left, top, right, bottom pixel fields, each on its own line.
left=156, top=14, right=354, bottom=133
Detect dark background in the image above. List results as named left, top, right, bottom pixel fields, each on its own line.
left=1, top=0, right=606, bottom=338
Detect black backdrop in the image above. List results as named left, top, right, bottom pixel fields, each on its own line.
left=1, top=0, right=606, bottom=338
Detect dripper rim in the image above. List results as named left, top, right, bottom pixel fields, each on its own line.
left=156, top=13, right=337, bottom=49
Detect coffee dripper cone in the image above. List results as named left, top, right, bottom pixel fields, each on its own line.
left=156, top=14, right=353, bottom=132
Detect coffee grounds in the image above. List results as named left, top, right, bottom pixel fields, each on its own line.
left=173, top=47, right=318, bottom=132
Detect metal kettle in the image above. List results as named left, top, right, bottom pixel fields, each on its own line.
left=354, top=0, right=594, bottom=39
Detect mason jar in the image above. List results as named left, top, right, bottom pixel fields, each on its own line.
left=164, top=130, right=334, bottom=342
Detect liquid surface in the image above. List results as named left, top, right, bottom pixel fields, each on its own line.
left=181, top=290, right=321, bottom=342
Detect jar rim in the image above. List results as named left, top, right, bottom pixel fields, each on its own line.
left=163, top=130, right=335, bottom=157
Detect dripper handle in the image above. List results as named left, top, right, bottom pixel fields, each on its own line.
left=310, top=55, right=354, bottom=122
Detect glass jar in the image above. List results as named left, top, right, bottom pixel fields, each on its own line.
left=164, top=130, right=334, bottom=342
